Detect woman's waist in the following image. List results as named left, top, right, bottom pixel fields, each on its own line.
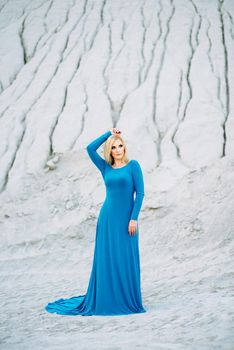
left=104, top=195, right=134, bottom=207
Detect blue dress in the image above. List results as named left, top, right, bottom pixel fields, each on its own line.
left=45, top=130, right=146, bottom=316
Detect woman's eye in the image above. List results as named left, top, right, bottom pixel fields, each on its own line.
left=112, top=144, right=123, bottom=149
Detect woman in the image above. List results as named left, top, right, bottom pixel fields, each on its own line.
left=45, top=128, right=146, bottom=316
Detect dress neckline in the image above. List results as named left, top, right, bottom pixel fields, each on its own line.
left=109, top=160, right=132, bottom=170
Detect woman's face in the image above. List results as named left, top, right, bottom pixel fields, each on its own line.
left=111, top=138, right=125, bottom=161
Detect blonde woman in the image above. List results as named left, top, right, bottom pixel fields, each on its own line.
left=45, top=128, right=146, bottom=316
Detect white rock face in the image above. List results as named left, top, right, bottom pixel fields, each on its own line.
left=0, top=0, right=233, bottom=349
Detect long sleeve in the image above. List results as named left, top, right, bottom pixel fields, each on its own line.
left=130, top=160, right=145, bottom=220
left=86, top=130, right=112, bottom=175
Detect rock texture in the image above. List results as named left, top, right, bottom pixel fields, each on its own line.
left=0, top=0, right=233, bottom=349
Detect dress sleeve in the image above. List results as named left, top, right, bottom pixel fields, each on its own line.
left=86, top=130, right=112, bottom=175
left=130, top=160, right=145, bottom=221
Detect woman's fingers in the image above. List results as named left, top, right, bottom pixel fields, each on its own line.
left=128, top=220, right=137, bottom=235
left=113, top=127, right=121, bottom=134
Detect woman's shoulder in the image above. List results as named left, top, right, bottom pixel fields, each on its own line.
left=129, top=159, right=142, bottom=170
left=130, top=159, right=140, bottom=166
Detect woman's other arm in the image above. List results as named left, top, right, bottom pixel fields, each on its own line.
left=130, top=160, right=145, bottom=221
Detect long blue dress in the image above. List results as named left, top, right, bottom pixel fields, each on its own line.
left=45, top=130, right=146, bottom=316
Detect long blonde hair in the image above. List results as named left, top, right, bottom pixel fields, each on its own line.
left=104, top=134, right=129, bottom=166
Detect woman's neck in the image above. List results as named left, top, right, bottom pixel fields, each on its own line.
left=113, top=160, right=126, bottom=168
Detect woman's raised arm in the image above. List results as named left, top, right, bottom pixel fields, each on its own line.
left=86, top=130, right=112, bottom=175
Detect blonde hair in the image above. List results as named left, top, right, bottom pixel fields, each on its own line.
left=104, top=134, right=129, bottom=166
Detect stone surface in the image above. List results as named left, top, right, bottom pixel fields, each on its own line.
left=0, top=1, right=233, bottom=349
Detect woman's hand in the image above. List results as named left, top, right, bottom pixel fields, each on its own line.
left=128, top=219, right=138, bottom=235
left=112, top=127, right=121, bottom=134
